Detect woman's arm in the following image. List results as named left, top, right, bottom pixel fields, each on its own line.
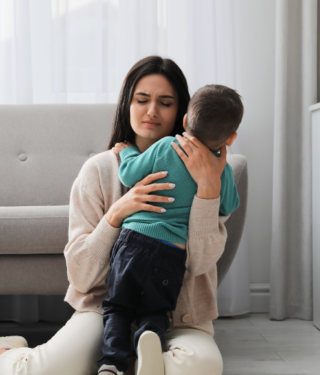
left=64, top=177, right=122, bottom=294
left=64, top=155, right=177, bottom=293
left=171, top=134, right=230, bottom=276
left=185, top=195, right=230, bottom=276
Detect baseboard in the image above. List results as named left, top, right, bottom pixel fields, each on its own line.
left=250, top=283, right=270, bottom=313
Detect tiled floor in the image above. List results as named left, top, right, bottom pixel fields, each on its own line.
left=213, top=313, right=320, bottom=375
left=1, top=313, right=319, bottom=374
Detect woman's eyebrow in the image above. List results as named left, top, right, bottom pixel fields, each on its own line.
left=135, top=92, right=175, bottom=99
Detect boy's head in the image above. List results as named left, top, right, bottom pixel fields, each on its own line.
left=183, top=84, right=244, bottom=151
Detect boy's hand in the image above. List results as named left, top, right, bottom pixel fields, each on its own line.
left=112, top=141, right=135, bottom=154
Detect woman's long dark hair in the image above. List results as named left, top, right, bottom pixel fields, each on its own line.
left=107, top=56, right=190, bottom=150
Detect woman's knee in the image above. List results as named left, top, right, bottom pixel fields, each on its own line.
left=163, top=347, right=223, bottom=375
left=163, top=330, right=223, bottom=375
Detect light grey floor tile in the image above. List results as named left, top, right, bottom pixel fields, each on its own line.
left=212, top=313, right=319, bottom=375
left=222, top=359, right=299, bottom=374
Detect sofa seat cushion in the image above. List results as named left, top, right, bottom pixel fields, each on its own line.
left=0, top=205, right=69, bottom=255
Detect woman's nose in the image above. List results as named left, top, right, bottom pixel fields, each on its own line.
left=147, top=102, right=158, bottom=118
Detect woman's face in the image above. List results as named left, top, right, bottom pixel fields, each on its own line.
left=130, top=74, right=179, bottom=150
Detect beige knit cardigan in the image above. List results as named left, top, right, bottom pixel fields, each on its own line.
left=63, top=150, right=230, bottom=327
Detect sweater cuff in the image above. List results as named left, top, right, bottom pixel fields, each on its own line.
left=86, top=215, right=122, bottom=263
left=119, top=146, right=140, bottom=160
left=189, top=195, right=221, bottom=236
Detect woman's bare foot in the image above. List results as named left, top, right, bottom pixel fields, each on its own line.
left=0, top=349, right=9, bottom=355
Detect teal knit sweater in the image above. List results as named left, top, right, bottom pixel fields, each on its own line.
left=119, top=136, right=240, bottom=244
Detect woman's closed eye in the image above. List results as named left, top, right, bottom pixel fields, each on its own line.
left=137, top=100, right=172, bottom=107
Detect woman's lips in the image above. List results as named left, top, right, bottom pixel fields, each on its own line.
left=143, top=122, right=161, bottom=127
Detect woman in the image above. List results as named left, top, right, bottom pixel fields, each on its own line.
left=0, top=56, right=229, bottom=375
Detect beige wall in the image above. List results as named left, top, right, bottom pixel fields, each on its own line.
left=235, top=0, right=276, bottom=285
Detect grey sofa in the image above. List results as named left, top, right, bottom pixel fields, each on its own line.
left=0, top=104, right=248, bottom=323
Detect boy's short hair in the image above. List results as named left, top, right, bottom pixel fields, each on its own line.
left=186, top=84, right=244, bottom=149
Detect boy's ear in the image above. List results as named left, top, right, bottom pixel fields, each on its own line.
left=225, top=132, right=238, bottom=146
left=183, top=114, right=187, bottom=130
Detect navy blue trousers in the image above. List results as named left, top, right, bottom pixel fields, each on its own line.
left=97, top=228, right=187, bottom=372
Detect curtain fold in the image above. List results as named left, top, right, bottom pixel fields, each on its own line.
left=269, top=0, right=317, bottom=320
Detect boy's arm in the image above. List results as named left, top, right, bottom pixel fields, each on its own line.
left=117, top=141, right=161, bottom=187
left=219, top=163, right=240, bottom=216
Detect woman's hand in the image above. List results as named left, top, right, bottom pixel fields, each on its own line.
left=105, top=171, right=176, bottom=228
left=112, top=141, right=135, bottom=154
left=171, top=133, right=227, bottom=199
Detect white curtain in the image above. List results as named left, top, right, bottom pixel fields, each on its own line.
left=0, top=0, right=250, bottom=317
left=269, top=0, right=317, bottom=320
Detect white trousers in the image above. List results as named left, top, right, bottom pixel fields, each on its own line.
left=0, top=311, right=223, bottom=375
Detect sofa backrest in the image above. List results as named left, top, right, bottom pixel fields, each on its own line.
left=1, top=104, right=117, bottom=206
left=0, top=103, right=248, bottom=295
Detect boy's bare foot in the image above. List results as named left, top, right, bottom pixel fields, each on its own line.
left=0, top=349, right=9, bottom=355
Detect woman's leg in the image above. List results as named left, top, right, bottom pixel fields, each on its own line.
left=161, top=327, right=223, bottom=375
left=130, top=318, right=223, bottom=375
left=0, top=311, right=104, bottom=375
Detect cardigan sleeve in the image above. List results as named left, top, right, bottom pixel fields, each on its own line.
left=63, top=176, right=121, bottom=294
left=185, top=195, right=230, bottom=276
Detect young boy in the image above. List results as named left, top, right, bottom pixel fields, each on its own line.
left=97, top=84, right=243, bottom=375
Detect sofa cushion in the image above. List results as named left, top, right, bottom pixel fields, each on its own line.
left=0, top=255, right=69, bottom=294
left=0, top=205, right=69, bottom=255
